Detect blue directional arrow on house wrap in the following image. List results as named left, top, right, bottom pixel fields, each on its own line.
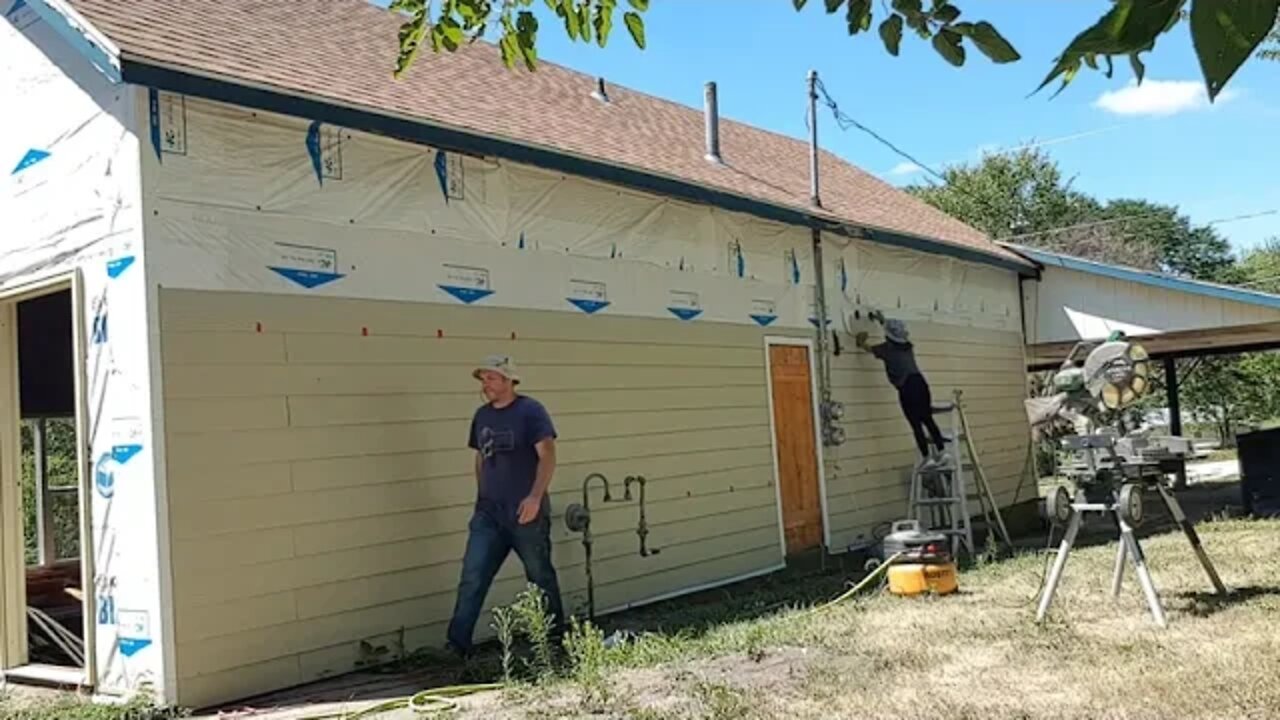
left=119, top=637, right=152, bottom=657
left=11, top=148, right=49, bottom=175
left=106, top=256, right=135, bottom=279
left=808, top=316, right=833, bottom=328
left=668, top=307, right=702, bottom=321
left=439, top=285, right=494, bottom=304
left=269, top=267, right=345, bottom=289
left=568, top=298, right=610, bottom=314
left=750, top=314, right=777, bottom=327
left=112, top=443, right=143, bottom=464
left=435, top=150, right=450, bottom=203
left=306, top=121, right=325, bottom=184
left=5, top=0, right=27, bottom=18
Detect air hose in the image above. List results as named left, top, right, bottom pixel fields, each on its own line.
left=298, top=683, right=502, bottom=719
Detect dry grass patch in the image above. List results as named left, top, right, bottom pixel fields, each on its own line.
left=451, top=517, right=1280, bottom=720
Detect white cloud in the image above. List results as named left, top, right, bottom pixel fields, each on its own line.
left=1093, top=79, right=1237, bottom=117
left=888, top=161, right=922, bottom=177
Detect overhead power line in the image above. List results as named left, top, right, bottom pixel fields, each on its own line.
left=811, top=78, right=946, bottom=183
left=809, top=79, right=1278, bottom=259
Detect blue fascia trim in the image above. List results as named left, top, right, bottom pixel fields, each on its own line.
left=1009, top=244, right=1280, bottom=311
left=119, top=60, right=1033, bottom=277
left=18, top=0, right=121, bottom=83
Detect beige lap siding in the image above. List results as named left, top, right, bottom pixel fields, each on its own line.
left=158, top=289, right=788, bottom=708
left=823, top=321, right=1032, bottom=551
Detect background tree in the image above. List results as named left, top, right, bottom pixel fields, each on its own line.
left=904, top=148, right=1235, bottom=277
left=390, top=1, right=1280, bottom=106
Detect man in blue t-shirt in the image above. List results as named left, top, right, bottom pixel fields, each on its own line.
left=446, top=354, right=565, bottom=657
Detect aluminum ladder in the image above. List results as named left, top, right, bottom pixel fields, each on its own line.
left=906, top=389, right=1012, bottom=558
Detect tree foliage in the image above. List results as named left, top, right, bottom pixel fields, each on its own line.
left=390, top=0, right=1279, bottom=104
left=390, top=0, right=649, bottom=74
left=905, top=148, right=1237, bottom=278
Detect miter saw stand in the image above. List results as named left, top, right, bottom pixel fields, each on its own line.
left=1035, top=433, right=1228, bottom=628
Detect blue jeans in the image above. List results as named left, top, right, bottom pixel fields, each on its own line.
left=446, top=498, right=566, bottom=652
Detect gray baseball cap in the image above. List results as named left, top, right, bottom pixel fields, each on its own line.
left=473, top=354, right=521, bottom=384
left=884, top=319, right=910, bottom=343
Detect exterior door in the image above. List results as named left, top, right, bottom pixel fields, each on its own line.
left=768, top=343, right=823, bottom=555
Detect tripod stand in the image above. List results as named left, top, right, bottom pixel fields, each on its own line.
left=1034, top=427, right=1223, bottom=625
left=1036, top=442, right=1227, bottom=628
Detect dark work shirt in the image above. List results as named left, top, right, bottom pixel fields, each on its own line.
left=870, top=341, right=922, bottom=389
left=467, top=395, right=557, bottom=505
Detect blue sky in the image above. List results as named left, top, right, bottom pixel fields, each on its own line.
left=383, top=1, right=1280, bottom=253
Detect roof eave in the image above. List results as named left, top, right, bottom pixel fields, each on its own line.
left=1004, top=243, right=1280, bottom=311
left=117, top=55, right=1033, bottom=276
left=21, top=0, right=122, bottom=82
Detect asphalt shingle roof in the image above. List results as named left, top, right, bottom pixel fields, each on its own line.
left=65, top=0, right=1029, bottom=268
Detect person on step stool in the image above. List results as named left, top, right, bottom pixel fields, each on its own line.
left=855, top=317, right=950, bottom=471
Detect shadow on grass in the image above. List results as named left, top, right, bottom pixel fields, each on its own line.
left=1175, top=585, right=1280, bottom=618
left=595, top=556, right=864, bottom=641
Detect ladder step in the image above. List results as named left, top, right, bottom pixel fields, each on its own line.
left=915, top=498, right=961, bottom=506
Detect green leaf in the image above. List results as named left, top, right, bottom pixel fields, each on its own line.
left=562, top=1, right=581, bottom=40
left=1190, top=0, right=1280, bottom=100
left=932, top=3, right=960, bottom=23
left=627, top=0, right=649, bottom=10
left=624, top=11, right=646, bottom=49
left=594, top=0, right=615, bottom=47
left=516, top=10, right=539, bottom=69
left=824, top=0, right=844, bottom=13
left=892, top=0, right=923, bottom=14
left=437, top=18, right=464, bottom=51
left=1084, top=53, right=1098, bottom=70
left=1129, top=51, right=1146, bottom=82
left=499, top=33, right=519, bottom=68
left=879, top=14, right=904, bottom=55
left=793, top=0, right=808, bottom=9
left=577, top=3, right=593, bottom=43
left=847, top=0, right=872, bottom=34
left=1036, top=0, right=1187, bottom=95
left=969, top=21, right=1020, bottom=62
left=932, top=27, right=965, bottom=65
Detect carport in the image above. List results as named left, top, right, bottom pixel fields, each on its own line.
left=1008, top=245, right=1280, bottom=488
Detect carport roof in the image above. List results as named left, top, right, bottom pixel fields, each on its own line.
left=1006, top=244, right=1280, bottom=312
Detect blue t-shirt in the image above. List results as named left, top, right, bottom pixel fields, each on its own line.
left=468, top=395, right=557, bottom=505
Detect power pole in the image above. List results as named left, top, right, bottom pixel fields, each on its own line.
left=808, top=70, right=832, bottom=418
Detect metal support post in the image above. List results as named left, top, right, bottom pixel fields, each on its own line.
left=1164, top=357, right=1189, bottom=490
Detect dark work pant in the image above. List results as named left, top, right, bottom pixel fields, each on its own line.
left=446, top=498, right=565, bottom=653
left=898, top=373, right=946, bottom=458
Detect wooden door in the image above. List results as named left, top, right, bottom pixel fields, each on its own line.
left=768, top=344, right=823, bottom=555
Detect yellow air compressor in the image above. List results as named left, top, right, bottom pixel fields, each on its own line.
left=881, top=520, right=958, bottom=597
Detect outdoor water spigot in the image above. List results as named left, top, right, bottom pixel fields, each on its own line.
left=625, top=475, right=660, bottom=557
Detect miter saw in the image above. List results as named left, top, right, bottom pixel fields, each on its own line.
left=1026, top=332, right=1228, bottom=627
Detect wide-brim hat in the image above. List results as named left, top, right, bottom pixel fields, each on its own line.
left=884, top=319, right=909, bottom=343
left=473, top=354, right=521, bottom=384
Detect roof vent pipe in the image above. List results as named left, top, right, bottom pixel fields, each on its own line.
left=592, top=77, right=609, bottom=103
left=704, top=81, right=722, bottom=164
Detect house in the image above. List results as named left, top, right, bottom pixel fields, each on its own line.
left=0, top=0, right=1036, bottom=708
